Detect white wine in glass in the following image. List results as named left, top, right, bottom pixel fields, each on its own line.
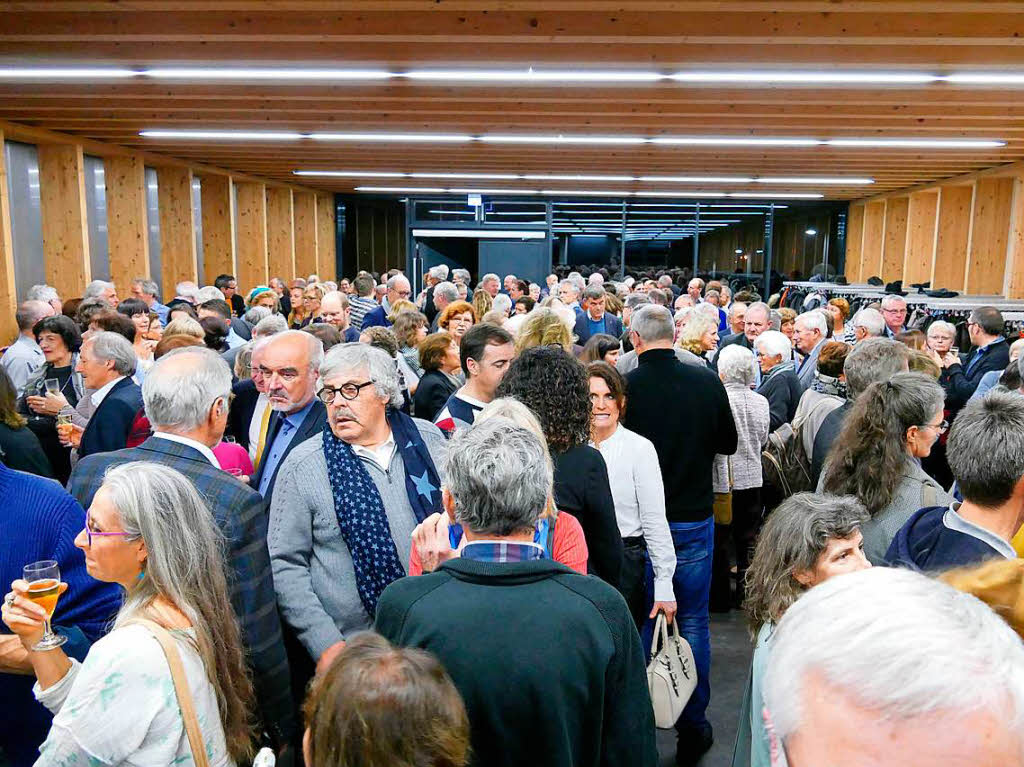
left=23, top=560, right=67, bottom=651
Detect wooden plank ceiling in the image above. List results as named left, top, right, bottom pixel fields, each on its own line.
left=1, top=1, right=1024, bottom=201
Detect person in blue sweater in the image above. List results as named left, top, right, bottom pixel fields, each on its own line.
left=0, top=463, right=121, bottom=766
left=886, top=391, right=1024, bottom=571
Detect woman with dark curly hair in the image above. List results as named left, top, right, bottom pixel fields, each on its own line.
left=496, top=346, right=623, bottom=586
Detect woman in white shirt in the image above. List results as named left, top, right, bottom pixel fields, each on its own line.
left=2, top=462, right=253, bottom=766
left=587, top=361, right=677, bottom=633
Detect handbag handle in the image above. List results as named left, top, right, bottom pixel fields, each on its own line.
left=650, top=612, right=669, bottom=656
left=131, top=618, right=213, bottom=767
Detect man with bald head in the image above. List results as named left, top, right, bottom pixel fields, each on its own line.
left=319, top=291, right=360, bottom=342
left=1, top=300, right=55, bottom=397
left=361, top=273, right=412, bottom=330
left=252, top=330, right=328, bottom=501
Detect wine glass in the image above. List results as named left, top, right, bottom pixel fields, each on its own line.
left=44, top=378, right=60, bottom=396
left=22, top=560, right=67, bottom=651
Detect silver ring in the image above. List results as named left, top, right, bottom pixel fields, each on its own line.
left=4, top=593, right=14, bottom=607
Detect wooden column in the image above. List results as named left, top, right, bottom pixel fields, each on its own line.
left=903, top=190, right=939, bottom=286
left=965, top=176, right=1015, bottom=295
left=316, top=193, right=336, bottom=281
left=266, top=187, right=295, bottom=282
left=1004, top=176, right=1024, bottom=300
left=156, top=166, right=197, bottom=291
left=104, top=155, right=150, bottom=299
left=235, top=181, right=268, bottom=290
left=932, top=184, right=974, bottom=292
left=860, top=200, right=886, bottom=282
left=881, top=196, right=909, bottom=282
left=0, top=132, right=16, bottom=344
left=293, top=191, right=318, bottom=281
left=38, top=143, right=90, bottom=300
left=843, top=203, right=865, bottom=282
left=199, top=174, right=236, bottom=286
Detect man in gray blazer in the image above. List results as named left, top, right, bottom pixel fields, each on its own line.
left=794, top=310, right=828, bottom=390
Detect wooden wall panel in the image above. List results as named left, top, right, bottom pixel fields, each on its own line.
left=860, top=200, right=886, bottom=283
left=0, top=132, right=16, bottom=344
left=903, top=190, right=939, bottom=286
left=965, top=176, right=1015, bottom=295
left=843, top=203, right=865, bottom=282
left=236, top=181, right=268, bottom=290
left=104, top=155, right=149, bottom=299
left=199, top=174, right=235, bottom=286
left=881, top=196, right=909, bottom=282
left=932, top=185, right=974, bottom=291
left=1004, top=177, right=1024, bottom=300
left=38, top=143, right=90, bottom=300
left=266, top=187, right=295, bottom=282
left=316, top=193, right=336, bottom=281
left=293, top=192, right=318, bottom=281
left=156, top=166, right=197, bottom=291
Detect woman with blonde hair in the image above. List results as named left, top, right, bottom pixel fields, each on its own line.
left=408, top=397, right=588, bottom=575
left=386, top=299, right=419, bottom=324
left=471, top=289, right=492, bottom=320
left=515, top=307, right=573, bottom=354
left=940, top=559, right=1024, bottom=640
left=677, top=313, right=719, bottom=366
left=2, top=462, right=255, bottom=765
left=296, top=282, right=327, bottom=328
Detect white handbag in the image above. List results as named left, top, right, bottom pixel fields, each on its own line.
left=646, top=613, right=697, bottom=728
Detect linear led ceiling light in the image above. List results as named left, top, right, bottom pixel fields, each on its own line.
left=356, top=186, right=823, bottom=199
left=669, top=71, right=939, bottom=84
left=296, top=170, right=873, bottom=184
left=147, top=68, right=393, bottom=80
left=403, top=69, right=664, bottom=82
left=311, top=132, right=473, bottom=142
left=480, top=135, right=648, bottom=145
left=824, top=138, right=1004, bottom=148
left=0, top=67, right=138, bottom=78
left=412, top=228, right=547, bottom=239
left=139, top=129, right=303, bottom=140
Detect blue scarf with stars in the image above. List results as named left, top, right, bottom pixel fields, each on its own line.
left=322, top=408, right=442, bottom=617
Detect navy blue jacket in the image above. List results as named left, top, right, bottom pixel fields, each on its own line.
left=78, top=377, right=143, bottom=459
left=884, top=505, right=1010, bottom=572
left=573, top=312, right=624, bottom=345
left=944, top=336, right=1010, bottom=410
left=360, top=303, right=392, bottom=330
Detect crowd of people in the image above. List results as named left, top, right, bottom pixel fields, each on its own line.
left=1, top=264, right=1023, bottom=767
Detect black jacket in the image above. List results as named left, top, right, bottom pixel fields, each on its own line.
left=376, top=557, right=657, bottom=767
left=811, top=400, right=852, bottom=486
left=78, top=378, right=144, bottom=459
left=227, top=378, right=261, bottom=450
left=623, top=348, right=738, bottom=522
left=0, top=423, right=53, bottom=478
left=412, top=369, right=458, bottom=421
left=553, top=444, right=623, bottom=587
left=712, top=331, right=753, bottom=370
left=943, top=337, right=1011, bottom=410
left=757, top=366, right=803, bottom=432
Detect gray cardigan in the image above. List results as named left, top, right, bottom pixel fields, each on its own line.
left=268, top=420, right=448, bottom=659
left=818, top=457, right=952, bottom=565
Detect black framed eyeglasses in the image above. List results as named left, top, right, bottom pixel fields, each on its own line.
left=923, top=420, right=950, bottom=434
left=318, top=381, right=374, bottom=404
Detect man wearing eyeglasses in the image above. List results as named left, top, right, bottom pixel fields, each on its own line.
left=938, top=306, right=1010, bottom=410
left=879, top=294, right=908, bottom=338
left=360, top=273, right=412, bottom=330
left=268, top=343, right=447, bottom=682
left=251, top=331, right=327, bottom=502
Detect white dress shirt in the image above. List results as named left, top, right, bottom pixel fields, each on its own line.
left=352, top=431, right=397, bottom=471
left=151, top=431, right=221, bottom=468
left=90, top=375, right=126, bottom=408
left=592, top=424, right=676, bottom=602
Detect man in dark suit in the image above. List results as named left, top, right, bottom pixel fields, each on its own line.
left=714, top=301, right=770, bottom=359
left=75, top=332, right=143, bottom=459
left=66, top=346, right=293, bottom=752
left=361, top=273, right=412, bottom=330
left=252, top=330, right=327, bottom=502
left=573, top=285, right=623, bottom=344
left=942, top=306, right=1010, bottom=410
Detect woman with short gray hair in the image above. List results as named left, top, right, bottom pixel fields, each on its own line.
left=732, top=492, right=870, bottom=767
left=712, top=345, right=770, bottom=610
left=753, top=330, right=802, bottom=431
left=820, top=372, right=952, bottom=563
left=2, top=462, right=254, bottom=765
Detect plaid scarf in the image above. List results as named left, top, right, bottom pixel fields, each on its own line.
left=322, top=408, right=442, bottom=617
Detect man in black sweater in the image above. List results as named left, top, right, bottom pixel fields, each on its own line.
left=376, top=418, right=656, bottom=767
left=622, top=304, right=737, bottom=767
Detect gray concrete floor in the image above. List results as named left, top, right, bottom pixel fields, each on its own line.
left=656, top=610, right=754, bottom=767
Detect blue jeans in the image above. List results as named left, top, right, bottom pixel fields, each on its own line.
left=667, top=517, right=714, bottom=740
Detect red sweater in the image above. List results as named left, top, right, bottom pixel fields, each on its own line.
left=408, top=511, right=589, bottom=575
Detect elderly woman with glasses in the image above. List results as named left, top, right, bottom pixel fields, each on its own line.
left=819, top=372, right=953, bottom=564
left=2, top=462, right=254, bottom=766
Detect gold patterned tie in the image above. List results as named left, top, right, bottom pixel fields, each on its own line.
left=253, top=405, right=273, bottom=470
